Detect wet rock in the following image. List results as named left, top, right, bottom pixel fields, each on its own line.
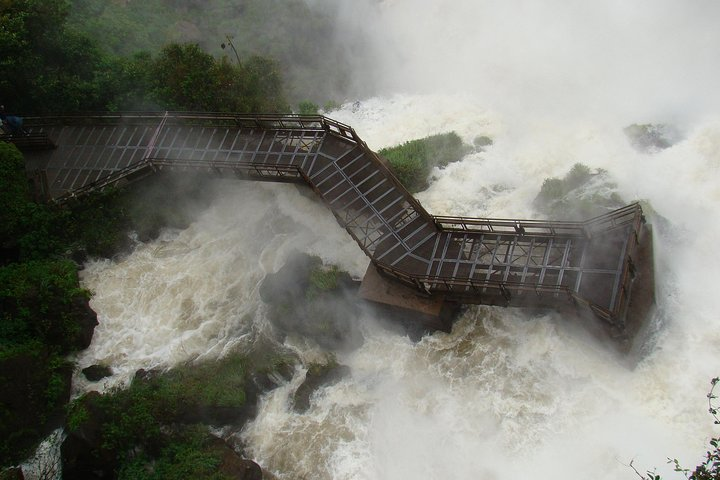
left=70, top=295, right=99, bottom=351
left=0, top=467, right=24, bottom=480
left=473, top=135, right=493, bottom=151
left=293, top=362, right=350, bottom=413
left=208, top=437, right=263, bottom=480
left=81, top=364, right=112, bottom=382
left=624, top=123, right=681, bottom=153
left=259, top=251, right=364, bottom=351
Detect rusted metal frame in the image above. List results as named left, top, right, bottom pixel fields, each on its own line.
left=396, top=218, right=434, bottom=250
left=221, top=129, right=244, bottom=164
left=555, top=239, right=573, bottom=292
left=425, top=233, right=445, bottom=277
left=450, top=234, right=468, bottom=279
left=433, top=233, right=454, bottom=281
left=607, top=227, right=632, bottom=313
left=309, top=145, right=358, bottom=180
left=519, top=237, right=537, bottom=287
left=311, top=159, right=353, bottom=189
left=350, top=216, right=386, bottom=248
left=313, top=151, right=368, bottom=189
left=56, top=126, right=94, bottom=189
left=338, top=187, right=393, bottom=242
left=86, top=125, right=112, bottom=182
left=362, top=208, right=419, bottom=251
left=179, top=126, right=203, bottom=163
left=54, top=159, right=155, bottom=202
left=538, top=238, right=555, bottom=286
left=92, top=125, right=127, bottom=184
left=434, top=215, right=588, bottom=237
left=300, top=133, right=325, bottom=171
left=194, top=126, right=217, bottom=166
left=286, top=131, right=316, bottom=166
left=325, top=164, right=377, bottom=198
left=572, top=241, right=591, bottom=293
left=209, top=128, right=230, bottom=168
left=466, top=234, right=486, bottom=291
left=325, top=172, right=369, bottom=205
left=66, top=126, right=103, bottom=190
left=161, top=124, right=184, bottom=164
left=270, top=130, right=295, bottom=165
left=109, top=125, right=138, bottom=175
left=343, top=191, right=402, bottom=228
left=143, top=113, right=169, bottom=162
left=502, top=238, right=517, bottom=283
left=483, top=235, right=503, bottom=291
left=390, top=231, right=436, bottom=267
left=582, top=203, right=641, bottom=235
left=304, top=147, right=335, bottom=174
left=263, top=130, right=285, bottom=164
left=248, top=130, right=267, bottom=164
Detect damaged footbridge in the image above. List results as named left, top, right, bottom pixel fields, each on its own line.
left=16, top=112, right=654, bottom=336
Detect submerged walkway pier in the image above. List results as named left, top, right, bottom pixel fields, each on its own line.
left=17, top=112, right=653, bottom=334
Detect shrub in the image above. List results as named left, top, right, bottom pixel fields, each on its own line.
left=379, top=132, right=470, bottom=192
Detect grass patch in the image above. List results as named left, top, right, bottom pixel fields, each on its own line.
left=378, top=132, right=471, bottom=192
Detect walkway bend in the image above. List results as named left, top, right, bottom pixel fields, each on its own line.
left=18, top=112, right=651, bottom=330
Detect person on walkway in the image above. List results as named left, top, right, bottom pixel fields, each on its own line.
left=0, top=105, right=27, bottom=136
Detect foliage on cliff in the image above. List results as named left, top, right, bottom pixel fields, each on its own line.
left=64, top=352, right=290, bottom=478
left=67, top=0, right=353, bottom=104
left=0, top=0, right=288, bottom=114
left=0, top=142, right=99, bottom=466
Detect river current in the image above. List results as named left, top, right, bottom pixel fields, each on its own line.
left=75, top=1, right=720, bottom=478
left=72, top=92, right=720, bottom=480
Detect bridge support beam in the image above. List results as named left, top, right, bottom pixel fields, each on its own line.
left=359, top=263, right=459, bottom=333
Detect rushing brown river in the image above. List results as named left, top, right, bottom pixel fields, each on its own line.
left=72, top=1, right=720, bottom=478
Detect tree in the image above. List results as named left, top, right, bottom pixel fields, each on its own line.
left=632, top=378, right=720, bottom=480
left=0, top=0, right=120, bottom=113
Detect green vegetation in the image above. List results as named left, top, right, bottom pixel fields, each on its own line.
left=117, top=427, right=228, bottom=480
left=64, top=352, right=283, bottom=478
left=297, top=100, right=320, bottom=115
left=534, top=163, right=625, bottom=220
left=66, top=0, right=356, bottom=104
left=259, top=252, right=363, bottom=350
left=633, top=378, right=720, bottom=480
left=379, top=132, right=471, bottom=192
left=307, top=264, right=343, bottom=300
left=0, top=141, right=99, bottom=465
left=0, top=1, right=290, bottom=114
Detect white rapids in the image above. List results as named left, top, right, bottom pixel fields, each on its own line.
left=76, top=1, right=720, bottom=478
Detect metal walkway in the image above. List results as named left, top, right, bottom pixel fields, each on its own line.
left=17, top=112, right=649, bottom=329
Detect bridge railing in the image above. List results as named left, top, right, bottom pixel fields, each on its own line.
left=433, top=202, right=643, bottom=238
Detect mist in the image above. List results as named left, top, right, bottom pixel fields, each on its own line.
left=327, top=0, right=720, bottom=127
left=64, top=2, right=720, bottom=479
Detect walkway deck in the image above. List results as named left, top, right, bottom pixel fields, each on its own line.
left=17, top=112, right=651, bottom=330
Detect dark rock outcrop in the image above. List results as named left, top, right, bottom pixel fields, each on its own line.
left=71, top=296, right=99, bottom=351
left=81, top=364, right=113, bottom=382
left=260, top=252, right=364, bottom=351
left=208, top=437, right=263, bottom=480
left=0, top=467, right=24, bottom=480
left=293, top=362, right=350, bottom=413
left=624, top=123, right=681, bottom=153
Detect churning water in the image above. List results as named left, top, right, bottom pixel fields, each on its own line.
left=76, top=1, right=720, bottom=478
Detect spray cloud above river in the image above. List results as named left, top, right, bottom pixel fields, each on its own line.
left=72, top=2, right=720, bottom=479
left=329, top=0, right=720, bottom=127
